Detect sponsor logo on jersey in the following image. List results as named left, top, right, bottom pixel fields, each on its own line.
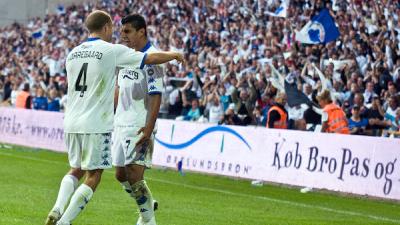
left=122, top=70, right=139, bottom=80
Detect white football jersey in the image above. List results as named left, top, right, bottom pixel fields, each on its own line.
left=64, top=38, right=146, bottom=133
left=114, top=42, right=164, bottom=129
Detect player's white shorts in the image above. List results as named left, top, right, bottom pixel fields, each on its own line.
left=112, top=127, right=154, bottom=168
left=65, top=133, right=112, bottom=170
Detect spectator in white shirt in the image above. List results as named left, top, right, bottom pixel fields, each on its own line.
left=363, top=82, right=378, bottom=104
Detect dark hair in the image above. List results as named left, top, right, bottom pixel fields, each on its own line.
left=23, top=83, right=30, bottom=92
left=121, top=14, right=147, bottom=36
left=390, top=96, right=398, bottom=105
left=85, top=10, right=112, bottom=33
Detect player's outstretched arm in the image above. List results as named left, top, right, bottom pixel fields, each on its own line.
left=145, top=52, right=184, bottom=65
left=114, top=44, right=183, bottom=67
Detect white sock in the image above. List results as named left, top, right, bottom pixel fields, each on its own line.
left=52, top=175, right=78, bottom=214
left=121, top=181, right=135, bottom=197
left=58, top=184, right=93, bottom=224
left=131, top=180, right=154, bottom=222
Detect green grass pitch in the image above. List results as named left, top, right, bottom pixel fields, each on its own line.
left=0, top=144, right=399, bottom=225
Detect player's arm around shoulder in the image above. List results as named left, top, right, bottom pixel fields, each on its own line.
left=145, top=51, right=184, bottom=65
left=113, top=44, right=183, bottom=68
left=113, top=43, right=146, bottom=67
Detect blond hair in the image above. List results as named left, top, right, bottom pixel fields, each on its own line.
left=316, top=90, right=332, bottom=103
left=84, top=10, right=112, bottom=33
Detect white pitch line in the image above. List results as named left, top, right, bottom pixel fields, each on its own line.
left=1, top=151, right=399, bottom=224
left=149, top=177, right=400, bottom=223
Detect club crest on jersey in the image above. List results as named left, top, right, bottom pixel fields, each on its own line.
left=147, top=68, right=154, bottom=76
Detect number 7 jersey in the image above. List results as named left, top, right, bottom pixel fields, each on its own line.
left=114, top=43, right=164, bottom=129
left=64, top=38, right=146, bottom=133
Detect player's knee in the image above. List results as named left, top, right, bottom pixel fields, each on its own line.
left=68, top=168, right=84, bottom=180
left=115, top=169, right=127, bottom=183
left=87, top=169, right=103, bottom=182
left=127, top=165, right=144, bottom=183
left=130, top=175, right=143, bottom=184
left=84, top=169, right=103, bottom=191
left=115, top=173, right=126, bottom=183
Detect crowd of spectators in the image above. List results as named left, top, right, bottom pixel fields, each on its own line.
left=1, top=0, right=400, bottom=137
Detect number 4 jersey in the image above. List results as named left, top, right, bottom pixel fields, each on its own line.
left=64, top=38, right=146, bottom=133
left=114, top=43, right=164, bottom=129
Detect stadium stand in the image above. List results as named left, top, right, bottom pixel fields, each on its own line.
left=0, top=0, right=399, bottom=137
